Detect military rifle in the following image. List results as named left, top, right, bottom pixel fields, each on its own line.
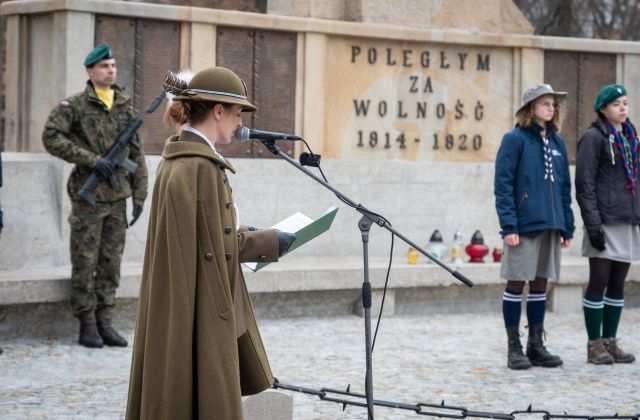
left=79, top=91, right=165, bottom=207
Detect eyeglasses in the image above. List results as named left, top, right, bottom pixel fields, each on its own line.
left=538, top=101, right=557, bottom=108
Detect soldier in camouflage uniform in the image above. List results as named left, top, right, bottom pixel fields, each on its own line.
left=42, top=44, right=148, bottom=348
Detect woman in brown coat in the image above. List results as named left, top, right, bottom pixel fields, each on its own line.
left=126, top=67, right=295, bottom=419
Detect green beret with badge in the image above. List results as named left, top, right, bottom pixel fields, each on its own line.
left=83, top=43, right=114, bottom=68
left=593, top=84, right=627, bottom=111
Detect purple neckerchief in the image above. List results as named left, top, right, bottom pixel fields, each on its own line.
left=605, top=119, right=639, bottom=196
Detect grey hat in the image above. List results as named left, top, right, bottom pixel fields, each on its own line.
left=516, top=83, right=567, bottom=115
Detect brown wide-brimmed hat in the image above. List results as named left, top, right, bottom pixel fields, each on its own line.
left=516, top=83, right=567, bottom=115
left=170, top=67, right=257, bottom=112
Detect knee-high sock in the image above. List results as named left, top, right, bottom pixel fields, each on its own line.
left=602, top=295, right=624, bottom=338
left=583, top=298, right=604, bottom=340
left=526, top=291, right=547, bottom=326
left=503, top=290, right=523, bottom=328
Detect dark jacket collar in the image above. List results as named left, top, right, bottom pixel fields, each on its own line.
left=514, top=122, right=558, bottom=142
left=85, top=81, right=130, bottom=108
left=527, top=121, right=558, bottom=137
left=588, top=117, right=639, bottom=139
left=590, top=117, right=612, bottom=137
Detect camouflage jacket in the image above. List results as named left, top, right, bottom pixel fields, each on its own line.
left=42, top=82, right=148, bottom=204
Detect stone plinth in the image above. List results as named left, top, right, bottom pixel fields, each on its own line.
left=267, top=0, right=533, bottom=34
left=324, top=38, right=513, bottom=161
left=3, top=153, right=583, bottom=274
left=359, top=0, right=531, bottom=33
left=267, top=0, right=359, bottom=21
left=243, top=392, right=293, bottom=420
left=3, top=0, right=640, bottom=157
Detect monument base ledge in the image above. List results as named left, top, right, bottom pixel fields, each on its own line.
left=1, top=256, right=637, bottom=305
left=2, top=256, right=640, bottom=339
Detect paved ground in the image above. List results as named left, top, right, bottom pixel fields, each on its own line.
left=1, top=309, right=639, bottom=419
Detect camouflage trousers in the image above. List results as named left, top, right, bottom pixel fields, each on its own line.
left=69, top=199, right=127, bottom=323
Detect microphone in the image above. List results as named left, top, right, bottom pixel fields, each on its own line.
left=233, top=126, right=302, bottom=142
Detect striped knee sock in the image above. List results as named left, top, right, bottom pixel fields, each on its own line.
left=603, top=295, right=624, bottom=338
left=583, top=298, right=604, bottom=340
left=503, top=290, right=523, bottom=328
left=526, top=291, right=547, bottom=326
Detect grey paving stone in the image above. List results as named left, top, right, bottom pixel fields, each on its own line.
left=0, top=310, right=638, bottom=419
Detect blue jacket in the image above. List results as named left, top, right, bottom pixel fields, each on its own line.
left=494, top=123, right=575, bottom=239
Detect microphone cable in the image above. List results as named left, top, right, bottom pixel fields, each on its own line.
left=371, top=231, right=394, bottom=353
left=299, top=140, right=390, bottom=225
left=299, top=139, right=329, bottom=183
left=297, top=139, right=395, bottom=354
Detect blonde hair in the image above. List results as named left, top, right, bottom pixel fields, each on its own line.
left=516, top=97, right=561, bottom=130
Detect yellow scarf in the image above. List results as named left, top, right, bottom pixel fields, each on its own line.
left=95, top=87, right=115, bottom=110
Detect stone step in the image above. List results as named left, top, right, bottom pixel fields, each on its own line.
left=2, top=256, right=640, bottom=340
left=0, top=256, right=599, bottom=304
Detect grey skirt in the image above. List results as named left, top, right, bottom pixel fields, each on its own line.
left=500, top=230, right=562, bottom=281
left=582, top=223, right=640, bottom=262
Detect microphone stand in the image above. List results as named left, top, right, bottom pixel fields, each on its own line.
left=259, top=140, right=474, bottom=420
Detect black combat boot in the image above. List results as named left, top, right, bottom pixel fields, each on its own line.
left=506, top=327, right=532, bottom=370
left=79, top=322, right=104, bottom=348
left=526, top=324, right=562, bottom=367
left=97, top=321, right=128, bottom=347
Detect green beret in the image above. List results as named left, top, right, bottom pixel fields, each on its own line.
left=83, top=43, right=114, bottom=67
left=593, top=84, right=627, bottom=111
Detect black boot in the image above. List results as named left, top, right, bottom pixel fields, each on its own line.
left=506, top=327, right=532, bottom=370
left=97, top=321, right=128, bottom=347
left=526, top=324, right=562, bottom=367
left=79, top=322, right=104, bottom=348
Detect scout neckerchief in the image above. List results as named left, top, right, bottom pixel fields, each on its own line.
left=605, top=119, right=639, bottom=195
left=542, top=135, right=554, bottom=182
left=538, top=124, right=554, bottom=183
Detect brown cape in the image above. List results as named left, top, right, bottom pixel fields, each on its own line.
left=126, top=131, right=279, bottom=420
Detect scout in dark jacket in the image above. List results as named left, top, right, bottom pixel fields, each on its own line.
left=126, top=67, right=295, bottom=420
left=575, top=84, right=637, bottom=365
left=494, top=84, right=575, bottom=370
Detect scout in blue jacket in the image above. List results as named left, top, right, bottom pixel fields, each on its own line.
left=494, top=84, right=575, bottom=370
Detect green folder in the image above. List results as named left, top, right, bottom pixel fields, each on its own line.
left=245, top=206, right=338, bottom=272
